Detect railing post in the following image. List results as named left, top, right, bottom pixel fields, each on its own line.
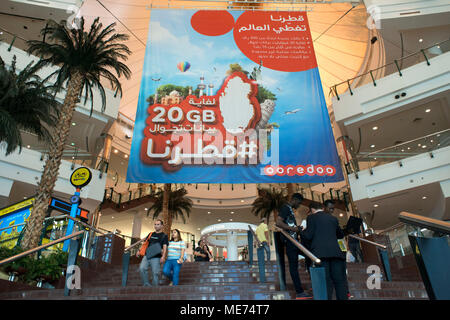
left=421, top=49, right=430, bottom=66
left=273, top=232, right=286, bottom=291
left=64, top=238, right=80, bottom=296
left=122, top=251, right=131, bottom=287
left=8, top=36, right=16, bottom=51
left=378, top=248, right=392, bottom=281
left=333, top=85, right=340, bottom=101
left=247, top=230, right=253, bottom=265
left=369, top=70, right=377, bottom=86
left=309, top=265, right=328, bottom=300
left=256, top=245, right=266, bottom=283
left=394, top=60, right=403, bottom=76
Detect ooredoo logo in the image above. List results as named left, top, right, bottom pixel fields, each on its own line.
left=264, top=164, right=336, bottom=177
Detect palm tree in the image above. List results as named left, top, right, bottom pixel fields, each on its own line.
left=0, top=56, right=58, bottom=155
left=148, top=186, right=193, bottom=236
left=20, top=17, right=131, bottom=250
left=251, top=187, right=288, bottom=226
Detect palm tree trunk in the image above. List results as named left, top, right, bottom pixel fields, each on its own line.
left=162, top=183, right=171, bottom=236
left=21, top=72, right=84, bottom=251
left=286, top=183, right=294, bottom=200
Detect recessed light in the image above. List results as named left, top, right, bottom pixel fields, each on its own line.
left=422, top=145, right=426, bottom=148
left=230, top=219, right=233, bottom=221
left=71, top=142, right=75, bottom=146
left=217, top=219, right=221, bottom=222
left=374, top=157, right=377, bottom=160
left=339, top=213, right=344, bottom=217
left=372, top=126, right=378, bottom=130
left=418, top=144, right=421, bottom=147
left=422, top=196, right=427, bottom=200
left=373, top=204, right=379, bottom=208
left=370, top=145, right=375, bottom=148
left=111, top=216, right=114, bottom=219
left=124, top=154, right=128, bottom=158
left=145, top=208, right=148, bottom=211
left=407, top=147, right=411, bottom=150
left=71, top=122, right=76, bottom=126
left=26, top=145, right=31, bottom=148
left=207, top=211, right=211, bottom=214
left=430, top=140, right=434, bottom=143
left=401, top=149, right=405, bottom=152
left=241, top=200, right=244, bottom=202
left=230, top=211, right=234, bottom=214
left=425, top=109, right=431, bottom=113
left=114, top=149, right=118, bottom=153
left=419, top=38, right=423, bottom=43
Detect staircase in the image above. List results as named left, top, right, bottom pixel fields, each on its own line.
left=0, top=260, right=428, bottom=300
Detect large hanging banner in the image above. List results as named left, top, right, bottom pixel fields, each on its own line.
left=127, top=10, right=343, bottom=183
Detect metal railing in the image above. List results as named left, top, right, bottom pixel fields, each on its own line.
left=0, top=231, right=84, bottom=266
left=399, top=212, right=450, bottom=235
left=347, top=129, right=450, bottom=174
left=348, top=234, right=387, bottom=249
left=279, top=229, right=321, bottom=264
left=331, top=39, right=450, bottom=99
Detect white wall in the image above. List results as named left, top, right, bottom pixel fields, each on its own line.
left=349, top=145, right=450, bottom=201
left=0, top=147, right=107, bottom=210
left=333, top=51, right=450, bottom=126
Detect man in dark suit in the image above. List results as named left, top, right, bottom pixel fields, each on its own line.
left=300, top=202, right=349, bottom=300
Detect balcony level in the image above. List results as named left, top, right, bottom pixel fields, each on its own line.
left=347, top=131, right=450, bottom=229
left=0, top=0, right=83, bottom=22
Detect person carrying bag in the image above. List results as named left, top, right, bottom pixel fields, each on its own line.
left=137, top=219, right=168, bottom=287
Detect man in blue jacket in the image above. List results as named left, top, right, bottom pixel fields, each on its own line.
left=300, top=202, right=349, bottom=300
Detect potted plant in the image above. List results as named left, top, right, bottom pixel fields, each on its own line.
left=0, top=247, right=32, bottom=282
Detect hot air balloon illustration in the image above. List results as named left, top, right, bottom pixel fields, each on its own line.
left=177, top=61, right=191, bottom=72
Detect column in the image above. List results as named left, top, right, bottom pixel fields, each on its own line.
left=226, top=230, right=238, bottom=261
left=131, top=210, right=144, bottom=244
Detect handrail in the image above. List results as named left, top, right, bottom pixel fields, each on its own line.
left=279, top=229, right=321, bottom=264
left=124, top=238, right=146, bottom=252
left=248, top=225, right=262, bottom=247
left=358, top=128, right=450, bottom=160
left=64, top=215, right=107, bottom=235
left=331, top=38, right=450, bottom=95
left=0, top=231, right=85, bottom=266
left=348, top=234, right=387, bottom=249
left=399, top=211, right=450, bottom=235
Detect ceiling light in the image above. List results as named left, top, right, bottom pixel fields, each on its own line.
left=207, top=211, right=211, bottom=214
left=422, top=145, right=426, bottom=148
left=373, top=204, right=379, bottom=208
left=230, top=211, right=234, bottom=214
left=374, top=157, right=377, bottom=160
left=401, top=149, right=405, bottom=152
left=230, top=219, right=233, bottom=221
left=241, top=200, right=244, bottom=202
left=422, top=196, right=427, bottom=200
left=124, top=154, right=128, bottom=158
left=407, top=147, right=411, bottom=150
left=111, top=216, right=114, bottom=219
left=372, top=126, right=378, bottom=130
left=145, top=208, right=148, bottom=211
left=71, top=122, right=76, bottom=126
left=197, top=228, right=201, bottom=231
left=339, top=213, right=344, bottom=217
left=217, top=219, right=221, bottom=222
left=425, top=109, right=431, bottom=113
left=418, top=144, right=421, bottom=147
left=370, top=145, right=375, bottom=148
left=71, top=142, right=75, bottom=146
left=26, top=145, right=30, bottom=148
left=419, top=38, right=423, bottom=43
left=114, top=149, right=118, bottom=153
left=430, top=140, right=434, bottom=143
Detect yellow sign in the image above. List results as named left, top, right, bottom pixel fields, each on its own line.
left=0, top=198, right=34, bottom=218
left=70, top=167, right=92, bottom=188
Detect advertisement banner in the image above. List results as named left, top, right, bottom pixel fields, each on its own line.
left=127, top=10, right=343, bottom=183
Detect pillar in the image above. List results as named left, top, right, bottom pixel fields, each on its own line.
left=226, top=230, right=238, bottom=261
left=131, top=210, right=144, bottom=244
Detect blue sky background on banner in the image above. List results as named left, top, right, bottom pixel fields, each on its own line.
left=127, top=9, right=344, bottom=183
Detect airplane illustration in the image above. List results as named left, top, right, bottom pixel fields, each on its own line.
left=283, top=108, right=301, bottom=115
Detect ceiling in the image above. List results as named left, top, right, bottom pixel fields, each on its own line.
left=345, top=94, right=450, bottom=155
left=354, top=182, right=443, bottom=230
left=0, top=1, right=371, bottom=120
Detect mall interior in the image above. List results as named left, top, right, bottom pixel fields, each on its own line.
left=0, top=0, right=449, bottom=301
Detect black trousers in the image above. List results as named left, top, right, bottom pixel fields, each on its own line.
left=320, top=258, right=348, bottom=300
left=275, top=233, right=304, bottom=294
left=349, top=242, right=363, bottom=263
